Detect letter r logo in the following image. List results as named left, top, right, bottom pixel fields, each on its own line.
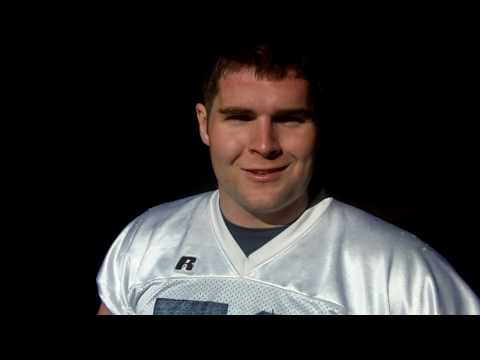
left=175, top=256, right=197, bottom=271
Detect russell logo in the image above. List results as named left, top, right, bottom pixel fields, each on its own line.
left=175, top=256, right=197, bottom=271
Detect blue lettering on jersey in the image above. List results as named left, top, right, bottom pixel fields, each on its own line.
left=154, top=298, right=228, bottom=315
left=153, top=298, right=277, bottom=315
left=256, top=310, right=275, bottom=315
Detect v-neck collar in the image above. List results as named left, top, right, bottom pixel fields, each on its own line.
left=208, top=190, right=333, bottom=276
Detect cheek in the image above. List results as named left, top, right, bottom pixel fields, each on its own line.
left=209, top=131, right=245, bottom=165
left=284, top=131, right=317, bottom=161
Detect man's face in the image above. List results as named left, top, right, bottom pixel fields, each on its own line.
left=196, top=68, right=317, bottom=226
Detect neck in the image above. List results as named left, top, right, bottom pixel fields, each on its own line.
left=219, top=190, right=309, bottom=229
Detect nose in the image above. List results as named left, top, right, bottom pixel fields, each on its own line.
left=249, top=117, right=282, bottom=159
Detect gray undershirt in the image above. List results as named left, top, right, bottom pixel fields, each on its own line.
left=220, top=189, right=329, bottom=257
left=221, top=214, right=290, bottom=257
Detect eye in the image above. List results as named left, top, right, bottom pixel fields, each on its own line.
left=274, top=116, right=307, bottom=124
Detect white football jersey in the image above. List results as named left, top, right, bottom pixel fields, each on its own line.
left=97, top=191, right=480, bottom=315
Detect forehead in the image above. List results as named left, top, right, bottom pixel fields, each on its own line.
left=215, top=68, right=310, bottom=110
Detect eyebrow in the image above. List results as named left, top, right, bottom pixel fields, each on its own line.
left=274, top=109, right=314, bottom=118
left=218, top=107, right=257, bottom=116
left=218, top=107, right=313, bottom=118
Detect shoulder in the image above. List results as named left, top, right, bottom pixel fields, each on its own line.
left=327, top=199, right=424, bottom=254
left=96, top=191, right=217, bottom=314
left=326, top=200, right=480, bottom=313
left=114, top=191, right=215, bottom=257
left=322, top=198, right=452, bottom=277
left=143, top=191, right=214, bottom=228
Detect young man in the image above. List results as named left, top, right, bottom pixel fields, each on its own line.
left=97, top=42, right=479, bottom=315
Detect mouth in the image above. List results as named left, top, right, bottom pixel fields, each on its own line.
left=242, top=165, right=289, bottom=182
left=244, top=165, right=289, bottom=174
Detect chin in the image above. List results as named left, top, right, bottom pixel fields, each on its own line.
left=240, top=191, right=298, bottom=215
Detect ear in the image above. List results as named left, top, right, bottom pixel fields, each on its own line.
left=196, top=103, right=210, bottom=146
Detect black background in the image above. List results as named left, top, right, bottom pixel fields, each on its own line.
left=84, top=10, right=479, bottom=314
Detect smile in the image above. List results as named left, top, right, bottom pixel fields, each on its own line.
left=242, top=165, right=289, bottom=182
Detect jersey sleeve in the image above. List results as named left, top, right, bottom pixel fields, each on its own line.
left=388, top=242, right=480, bottom=315
left=96, top=217, right=144, bottom=315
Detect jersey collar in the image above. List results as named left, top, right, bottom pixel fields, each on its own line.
left=208, top=190, right=333, bottom=276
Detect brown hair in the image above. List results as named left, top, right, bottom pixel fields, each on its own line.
left=201, top=41, right=324, bottom=120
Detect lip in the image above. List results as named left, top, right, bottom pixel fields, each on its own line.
left=242, top=165, right=289, bottom=183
